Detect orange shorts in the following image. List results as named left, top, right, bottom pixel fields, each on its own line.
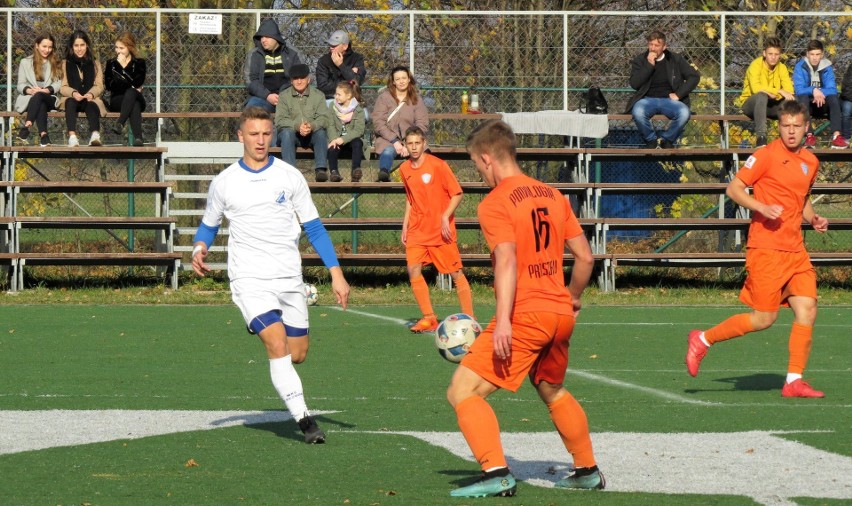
left=460, top=312, right=575, bottom=392
left=739, top=248, right=816, bottom=312
left=406, top=242, right=463, bottom=274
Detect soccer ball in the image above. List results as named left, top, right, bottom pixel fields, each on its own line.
left=434, top=313, right=481, bottom=363
left=305, top=283, right=318, bottom=306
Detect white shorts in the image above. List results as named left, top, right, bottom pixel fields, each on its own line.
left=230, top=276, right=309, bottom=334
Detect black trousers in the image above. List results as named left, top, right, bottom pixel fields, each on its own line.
left=327, top=138, right=364, bottom=172
left=108, top=88, right=146, bottom=138
left=64, top=98, right=100, bottom=132
left=24, top=93, right=56, bottom=133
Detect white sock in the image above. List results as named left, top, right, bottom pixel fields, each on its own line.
left=699, top=332, right=711, bottom=347
left=786, top=373, right=802, bottom=384
left=269, top=356, right=309, bottom=421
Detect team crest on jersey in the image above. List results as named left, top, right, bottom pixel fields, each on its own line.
left=800, top=163, right=809, bottom=175
left=421, top=173, right=432, bottom=184
left=275, top=191, right=287, bottom=204
left=743, top=155, right=757, bottom=169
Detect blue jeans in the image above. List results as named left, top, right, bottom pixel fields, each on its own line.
left=631, top=97, right=691, bottom=144
left=244, top=97, right=278, bottom=147
left=379, top=145, right=398, bottom=172
left=278, top=128, right=329, bottom=170
left=841, top=99, right=852, bottom=139
left=796, top=93, right=842, bottom=134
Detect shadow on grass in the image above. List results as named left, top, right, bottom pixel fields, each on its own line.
left=240, top=412, right=357, bottom=443
left=685, top=373, right=785, bottom=393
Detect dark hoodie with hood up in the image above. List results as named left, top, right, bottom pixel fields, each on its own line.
left=243, top=19, right=302, bottom=103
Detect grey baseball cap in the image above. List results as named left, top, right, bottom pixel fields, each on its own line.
left=327, top=30, right=350, bottom=45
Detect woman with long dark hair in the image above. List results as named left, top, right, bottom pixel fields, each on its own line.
left=59, top=29, right=106, bottom=147
left=105, top=32, right=147, bottom=146
left=15, top=34, right=63, bottom=146
left=371, top=65, right=429, bottom=182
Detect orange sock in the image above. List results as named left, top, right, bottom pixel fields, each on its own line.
left=410, top=275, right=434, bottom=318
left=704, top=313, right=755, bottom=345
left=787, top=322, right=813, bottom=375
left=455, top=396, right=507, bottom=471
left=454, top=273, right=474, bottom=317
left=548, top=392, right=596, bottom=469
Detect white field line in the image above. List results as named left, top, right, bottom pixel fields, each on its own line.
left=568, top=369, right=718, bottom=405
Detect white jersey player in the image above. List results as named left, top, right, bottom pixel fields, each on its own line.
left=192, top=107, right=350, bottom=444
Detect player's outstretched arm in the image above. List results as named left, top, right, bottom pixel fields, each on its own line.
left=329, top=266, right=350, bottom=310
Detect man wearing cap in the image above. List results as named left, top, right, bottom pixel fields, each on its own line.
left=315, top=30, right=367, bottom=100
left=276, top=63, right=332, bottom=182
left=244, top=19, right=303, bottom=113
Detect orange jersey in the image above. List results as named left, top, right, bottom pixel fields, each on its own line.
left=736, top=139, right=818, bottom=252
left=477, top=174, right=583, bottom=315
left=400, top=153, right=463, bottom=246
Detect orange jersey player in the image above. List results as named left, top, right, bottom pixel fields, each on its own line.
left=445, top=120, right=604, bottom=498
left=686, top=100, right=829, bottom=398
left=400, top=127, right=474, bottom=333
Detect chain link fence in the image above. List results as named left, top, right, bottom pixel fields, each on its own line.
left=1, top=8, right=849, bottom=286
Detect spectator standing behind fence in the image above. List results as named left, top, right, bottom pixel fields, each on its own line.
left=792, top=39, right=848, bottom=149
left=327, top=81, right=367, bottom=182
left=840, top=64, right=852, bottom=142
left=276, top=63, right=331, bottom=182
left=105, top=32, right=146, bottom=147
left=315, top=30, right=366, bottom=101
left=738, top=37, right=795, bottom=147
left=625, top=30, right=700, bottom=149
left=372, top=66, right=429, bottom=182
left=686, top=100, right=828, bottom=399
left=244, top=19, right=302, bottom=116
left=15, top=34, right=62, bottom=147
left=59, top=29, right=106, bottom=147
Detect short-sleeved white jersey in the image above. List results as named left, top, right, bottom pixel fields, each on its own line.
left=200, top=156, right=320, bottom=280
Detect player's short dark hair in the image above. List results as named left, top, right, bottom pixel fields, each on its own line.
left=240, top=106, right=272, bottom=127
left=404, top=126, right=426, bottom=141
left=806, top=39, right=824, bottom=52
left=647, top=30, right=666, bottom=44
left=779, top=100, right=807, bottom=119
left=764, top=37, right=782, bottom=51
left=466, top=119, right=517, bottom=162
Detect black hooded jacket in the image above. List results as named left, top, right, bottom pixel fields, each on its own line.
left=243, top=19, right=302, bottom=101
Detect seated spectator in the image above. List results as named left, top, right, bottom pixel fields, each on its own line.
left=243, top=19, right=301, bottom=115
left=625, top=30, right=700, bottom=149
left=792, top=39, right=847, bottom=149
left=840, top=64, right=852, bottom=143
left=738, top=37, right=795, bottom=147
left=15, top=34, right=62, bottom=146
left=105, top=32, right=146, bottom=146
left=275, top=63, right=330, bottom=181
left=316, top=30, right=367, bottom=101
left=372, top=66, right=429, bottom=181
left=327, top=81, right=367, bottom=182
left=59, top=29, right=106, bottom=147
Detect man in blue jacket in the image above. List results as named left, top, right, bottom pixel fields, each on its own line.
left=626, top=30, right=701, bottom=149
left=792, top=39, right=847, bottom=149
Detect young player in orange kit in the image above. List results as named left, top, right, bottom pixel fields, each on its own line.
left=400, top=127, right=474, bottom=333
left=445, top=120, right=604, bottom=497
left=686, top=100, right=829, bottom=398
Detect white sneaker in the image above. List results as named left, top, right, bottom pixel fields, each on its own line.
left=89, top=131, right=102, bottom=146
left=68, top=134, right=79, bottom=147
